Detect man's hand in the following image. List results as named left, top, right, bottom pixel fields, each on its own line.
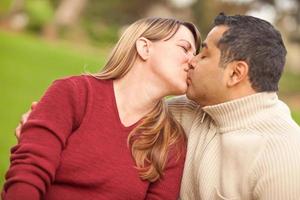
left=15, top=101, right=38, bottom=140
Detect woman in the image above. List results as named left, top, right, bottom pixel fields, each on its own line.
left=2, top=17, right=200, bottom=200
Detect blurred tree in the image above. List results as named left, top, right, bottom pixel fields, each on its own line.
left=8, top=0, right=24, bottom=16
left=295, top=0, right=300, bottom=31
left=84, top=0, right=167, bottom=25
left=43, top=0, right=88, bottom=39
left=0, top=0, right=26, bottom=31
left=81, top=0, right=169, bottom=45
left=53, top=0, right=88, bottom=27
left=25, top=0, right=54, bottom=32
left=191, top=0, right=250, bottom=36
left=0, top=0, right=54, bottom=32
left=258, top=0, right=300, bottom=43
left=0, top=0, right=12, bottom=16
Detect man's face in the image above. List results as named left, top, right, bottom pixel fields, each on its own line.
left=186, top=25, right=229, bottom=106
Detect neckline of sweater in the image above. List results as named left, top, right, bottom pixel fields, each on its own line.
left=201, top=92, right=282, bottom=132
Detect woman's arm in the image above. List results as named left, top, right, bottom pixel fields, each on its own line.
left=2, top=78, right=83, bottom=200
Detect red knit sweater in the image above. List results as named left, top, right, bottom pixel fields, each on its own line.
left=2, top=76, right=186, bottom=200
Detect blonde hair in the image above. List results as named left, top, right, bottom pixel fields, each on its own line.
left=93, top=17, right=201, bottom=182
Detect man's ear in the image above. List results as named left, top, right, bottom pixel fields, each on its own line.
left=136, top=37, right=151, bottom=61
left=226, top=61, right=249, bottom=87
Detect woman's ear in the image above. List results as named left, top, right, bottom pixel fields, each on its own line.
left=226, top=61, right=249, bottom=87
left=136, top=37, right=151, bottom=61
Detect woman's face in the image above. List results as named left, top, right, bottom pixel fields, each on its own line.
left=148, top=25, right=196, bottom=95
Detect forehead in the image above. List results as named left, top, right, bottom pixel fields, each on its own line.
left=170, top=25, right=196, bottom=45
left=203, top=25, right=228, bottom=49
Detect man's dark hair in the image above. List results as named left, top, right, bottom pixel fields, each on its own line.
left=214, top=13, right=287, bottom=92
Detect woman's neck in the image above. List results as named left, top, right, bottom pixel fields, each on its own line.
left=113, top=64, right=166, bottom=126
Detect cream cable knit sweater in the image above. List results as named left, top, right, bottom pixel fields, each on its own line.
left=168, top=92, right=300, bottom=200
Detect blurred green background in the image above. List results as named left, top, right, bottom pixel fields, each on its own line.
left=1, top=0, right=300, bottom=189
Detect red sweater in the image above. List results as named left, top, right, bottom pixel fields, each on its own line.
left=2, top=76, right=186, bottom=200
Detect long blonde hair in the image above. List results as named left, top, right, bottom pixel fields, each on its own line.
left=94, top=17, right=201, bottom=182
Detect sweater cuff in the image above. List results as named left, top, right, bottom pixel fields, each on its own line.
left=3, top=182, right=40, bottom=200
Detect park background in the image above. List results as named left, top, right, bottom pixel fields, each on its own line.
left=1, top=0, right=300, bottom=189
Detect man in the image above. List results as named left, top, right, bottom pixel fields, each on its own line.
left=168, top=13, right=300, bottom=199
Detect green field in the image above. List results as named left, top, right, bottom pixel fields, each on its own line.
left=0, top=30, right=300, bottom=190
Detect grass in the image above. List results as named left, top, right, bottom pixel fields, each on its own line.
left=279, top=72, right=300, bottom=123
left=279, top=71, right=300, bottom=95
left=292, top=111, right=300, bottom=124
left=0, top=30, right=300, bottom=190
left=0, top=30, right=106, bottom=189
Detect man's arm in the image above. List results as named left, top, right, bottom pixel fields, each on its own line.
left=167, top=95, right=201, bottom=136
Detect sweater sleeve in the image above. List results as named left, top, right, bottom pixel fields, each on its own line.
left=2, top=78, right=84, bottom=200
left=251, top=135, right=300, bottom=200
left=167, top=96, right=200, bottom=136
left=145, top=141, right=187, bottom=200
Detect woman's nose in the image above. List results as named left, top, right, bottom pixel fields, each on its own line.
left=188, top=56, right=197, bottom=70
left=188, top=53, right=195, bottom=61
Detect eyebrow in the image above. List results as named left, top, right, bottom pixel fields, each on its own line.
left=178, top=39, right=192, bottom=48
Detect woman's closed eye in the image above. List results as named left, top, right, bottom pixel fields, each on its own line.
left=179, top=45, right=189, bottom=53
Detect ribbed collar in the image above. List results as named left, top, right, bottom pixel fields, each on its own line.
left=202, top=92, right=279, bottom=132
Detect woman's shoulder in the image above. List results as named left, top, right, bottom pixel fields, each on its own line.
left=56, top=74, right=111, bottom=85
left=53, top=75, right=112, bottom=93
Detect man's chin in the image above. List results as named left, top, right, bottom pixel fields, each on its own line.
left=186, top=88, right=196, bottom=101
